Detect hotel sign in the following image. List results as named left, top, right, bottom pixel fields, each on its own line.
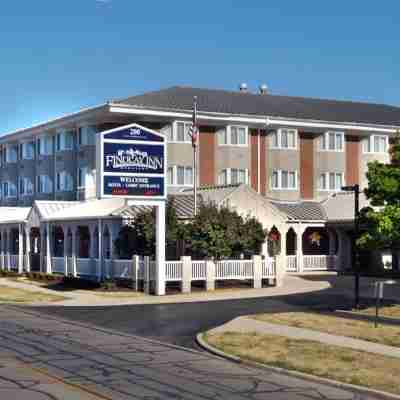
left=96, top=124, right=166, bottom=199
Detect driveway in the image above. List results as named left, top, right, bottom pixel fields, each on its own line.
left=0, top=305, right=381, bottom=399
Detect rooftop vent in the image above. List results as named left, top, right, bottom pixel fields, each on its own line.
left=259, top=84, right=268, bottom=95
left=239, top=83, right=248, bottom=92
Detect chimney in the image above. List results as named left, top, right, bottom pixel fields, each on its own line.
left=259, top=84, right=268, bottom=95
left=239, top=83, right=248, bottom=93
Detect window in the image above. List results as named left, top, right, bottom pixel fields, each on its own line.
left=5, top=144, right=18, bottom=163
left=3, top=181, right=17, bottom=198
left=167, top=165, right=193, bottom=186
left=320, top=131, right=344, bottom=151
left=170, top=122, right=192, bottom=143
left=271, top=170, right=297, bottom=190
left=218, top=126, right=248, bottom=146
left=218, top=168, right=248, bottom=185
left=78, top=126, right=96, bottom=147
left=363, top=135, right=388, bottom=153
left=319, top=172, right=344, bottom=191
left=37, top=135, right=53, bottom=156
left=78, top=167, right=88, bottom=187
left=270, top=129, right=297, bottom=149
left=56, top=130, right=74, bottom=152
left=37, top=175, right=53, bottom=194
left=21, top=141, right=35, bottom=160
left=19, top=177, right=33, bottom=196
left=56, top=171, right=73, bottom=192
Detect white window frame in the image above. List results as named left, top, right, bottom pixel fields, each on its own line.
left=218, top=125, right=248, bottom=147
left=56, top=130, right=74, bottom=152
left=37, top=134, right=53, bottom=156
left=270, top=170, right=298, bottom=191
left=170, top=121, right=193, bottom=143
left=5, top=144, right=18, bottom=163
left=56, top=171, right=73, bottom=192
left=77, top=166, right=88, bottom=188
left=20, top=141, right=35, bottom=160
left=36, top=175, right=53, bottom=194
left=320, top=131, right=344, bottom=152
left=167, top=165, right=194, bottom=186
left=363, top=134, right=389, bottom=154
left=319, top=172, right=345, bottom=191
left=270, top=128, right=297, bottom=150
left=3, top=181, right=17, bottom=198
left=19, top=177, right=33, bottom=196
left=218, top=168, right=249, bottom=185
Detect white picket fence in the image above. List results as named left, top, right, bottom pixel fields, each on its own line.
left=215, top=260, right=254, bottom=280
left=286, top=255, right=338, bottom=272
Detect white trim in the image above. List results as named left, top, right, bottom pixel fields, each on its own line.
left=319, top=131, right=344, bottom=152
left=363, top=134, right=389, bottom=154
left=169, top=121, right=192, bottom=144
left=318, top=172, right=345, bottom=191
left=270, top=128, right=297, bottom=150
left=218, top=125, right=249, bottom=147
left=218, top=168, right=249, bottom=185
left=110, top=106, right=400, bottom=133
left=270, top=170, right=298, bottom=191
left=167, top=165, right=194, bottom=186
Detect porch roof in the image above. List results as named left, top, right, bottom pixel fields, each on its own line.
left=0, top=207, right=31, bottom=225
left=269, top=200, right=326, bottom=221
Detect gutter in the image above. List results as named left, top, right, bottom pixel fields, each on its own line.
left=110, top=103, right=400, bottom=134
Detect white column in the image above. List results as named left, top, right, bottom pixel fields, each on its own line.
left=252, top=255, right=262, bottom=289
left=280, top=226, right=288, bottom=275
left=6, top=229, right=11, bottom=271
left=71, top=226, right=77, bottom=277
left=25, top=228, right=31, bottom=272
left=97, top=219, right=102, bottom=281
left=296, top=225, right=305, bottom=273
left=132, top=255, right=140, bottom=291
left=63, top=226, right=68, bottom=276
left=18, top=224, right=23, bottom=274
left=206, top=259, right=216, bottom=291
left=39, top=227, right=45, bottom=273
left=0, top=230, right=4, bottom=270
left=155, top=202, right=166, bottom=295
left=144, top=255, right=150, bottom=294
left=45, top=223, right=52, bottom=274
left=181, top=256, right=192, bottom=293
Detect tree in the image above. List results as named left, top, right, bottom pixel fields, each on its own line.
left=114, top=198, right=182, bottom=258
left=358, top=130, right=400, bottom=270
left=183, top=203, right=267, bottom=259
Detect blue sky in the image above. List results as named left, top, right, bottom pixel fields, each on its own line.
left=0, top=1, right=399, bottom=134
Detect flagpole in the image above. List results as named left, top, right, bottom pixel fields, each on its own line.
left=192, top=96, right=198, bottom=216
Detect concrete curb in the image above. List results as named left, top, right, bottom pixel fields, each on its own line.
left=196, top=332, right=400, bottom=400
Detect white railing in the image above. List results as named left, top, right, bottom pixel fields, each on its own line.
left=303, top=255, right=329, bottom=271
left=286, top=255, right=298, bottom=272
left=262, top=257, right=276, bottom=278
left=192, top=260, right=207, bottom=280
left=165, top=261, right=183, bottom=281
left=112, top=259, right=133, bottom=278
left=52, top=257, right=65, bottom=274
left=215, top=260, right=254, bottom=280
left=76, top=258, right=95, bottom=276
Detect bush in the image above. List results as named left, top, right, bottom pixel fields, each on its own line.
left=0, top=270, right=20, bottom=278
left=100, top=279, right=117, bottom=291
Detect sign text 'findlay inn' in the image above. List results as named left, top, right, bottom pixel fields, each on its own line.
left=105, top=148, right=163, bottom=171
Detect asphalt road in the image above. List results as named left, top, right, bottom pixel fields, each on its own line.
left=1, top=304, right=380, bottom=400
left=33, top=283, right=352, bottom=349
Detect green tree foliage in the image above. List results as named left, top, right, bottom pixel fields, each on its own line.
left=183, top=203, right=267, bottom=259
left=358, top=130, right=400, bottom=264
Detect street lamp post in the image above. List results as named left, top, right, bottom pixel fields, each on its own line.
left=341, top=184, right=360, bottom=308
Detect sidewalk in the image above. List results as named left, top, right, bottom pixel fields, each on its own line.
left=0, top=275, right=332, bottom=306
left=209, top=316, right=400, bottom=359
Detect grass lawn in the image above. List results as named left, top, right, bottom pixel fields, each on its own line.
left=205, top=331, right=400, bottom=396
left=0, top=285, right=66, bottom=303
left=251, top=311, right=400, bottom=347
left=355, top=304, right=400, bottom=319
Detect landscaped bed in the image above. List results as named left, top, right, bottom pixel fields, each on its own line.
left=204, top=331, right=400, bottom=396
left=251, top=311, right=400, bottom=347
left=0, top=285, right=66, bottom=303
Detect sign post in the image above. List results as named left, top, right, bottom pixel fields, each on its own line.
left=96, top=123, right=167, bottom=295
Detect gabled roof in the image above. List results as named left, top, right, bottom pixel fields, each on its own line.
left=270, top=200, right=326, bottom=221
left=0, top=207, right=31, bottom=224
left=322, top=191, right=370, bottom=222
left=31, top=201, right=79, bottom=220
left=118, top=86, right=400, bottom=126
